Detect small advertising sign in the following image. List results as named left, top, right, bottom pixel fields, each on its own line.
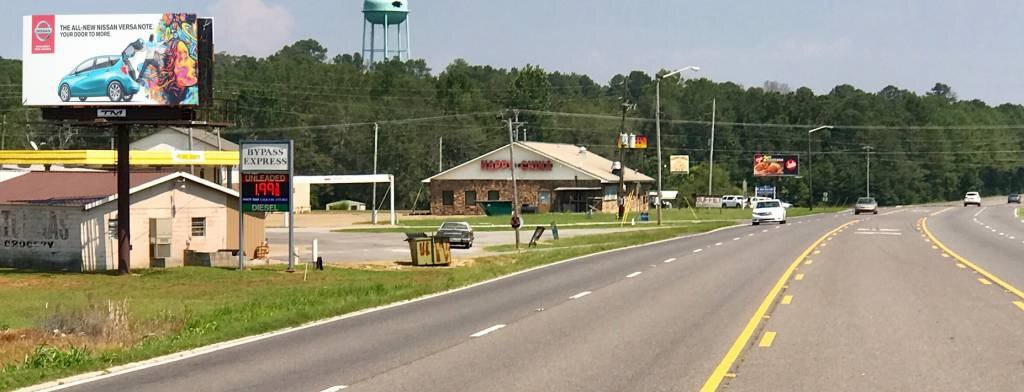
left=669, top=155, right=689, bottom=173
left=753, top=154, right=799, bottom=177
left=755, top=185, right=776, bottom=198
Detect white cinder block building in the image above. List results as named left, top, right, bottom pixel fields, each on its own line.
left=0, top=171, right=263, bottom=271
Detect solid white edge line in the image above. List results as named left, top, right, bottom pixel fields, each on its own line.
left=663, top=258, right=676, bottom=263
left=626, top=271, right=643, bottom=278
left=470, top=324, right=506, bottom=338
left=570, top=291, right=592, bottom=299
left=320, top=386, right=348, bottom=392
left=24, top=211, right=860, bottom=392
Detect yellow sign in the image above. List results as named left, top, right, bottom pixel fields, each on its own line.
left=670, top=155, right=690, bottom=173
left=0, top=150, right=238, bottom=166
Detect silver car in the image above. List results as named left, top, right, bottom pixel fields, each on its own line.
left=854, top=197, right=878, bottom=215
left=435, top=221, right=474, bottom=249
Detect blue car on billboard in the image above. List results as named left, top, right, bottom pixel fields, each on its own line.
left=57, top=55, right=141, bottom=102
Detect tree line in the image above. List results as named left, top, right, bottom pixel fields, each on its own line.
left=2, top=38, right=1024, bottom=209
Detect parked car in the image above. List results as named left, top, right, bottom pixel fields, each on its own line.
left=1009, top=194, right=1021, bottom=204
left=854, top=197, right=878, bottom=215
left=435, top=221, right=474, bottom=248
left=779, top=200, right=793, bottom=209
left=58, top=55, right=141, bottom=103
left=751, top=199, right=787, bottom=225
left=964, top=192, right=982, bottom=207
left=721, top=195, right=746, bottom=208
left=748, top=196, right=770, bottom=207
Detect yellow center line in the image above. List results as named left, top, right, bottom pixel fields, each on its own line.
left=1013, top=301, right=1024, bottom=312
left=758, top=331, right=777, bottom=347
left=979, top=278, right=993, bottom=285
left=699, top=220, right=857, bottom=392
left=922, top=218, right=1024, bottom=301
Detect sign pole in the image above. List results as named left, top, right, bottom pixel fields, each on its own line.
left=287, top=140, right=296, bottom=272
left=238, top=190, right=245, bottom=270
left=507, top=118, right=520, bottom=250
left=116, top=123, right=131, bottom=275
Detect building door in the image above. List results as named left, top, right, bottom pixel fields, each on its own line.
left=538, top=190, right=552, bottom=213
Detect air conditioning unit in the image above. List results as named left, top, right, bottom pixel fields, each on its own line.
left=149, top=218, right=172, bottom=259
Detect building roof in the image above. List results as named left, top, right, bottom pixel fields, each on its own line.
left=0, top=171, right=238, bottom=209
left=131, top=127, right=238, bottom=151
left=422, top=141, right=654, bottom=184
left=519, top=142, right=653, bottom=183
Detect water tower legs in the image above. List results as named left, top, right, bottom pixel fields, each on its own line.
left=383, top=14, right=389, bottom=61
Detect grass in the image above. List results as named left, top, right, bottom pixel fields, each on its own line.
left=339, top=207, right=845, bottom=233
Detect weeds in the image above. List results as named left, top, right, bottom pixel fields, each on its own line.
left=18, top=345, right=90, bottom=370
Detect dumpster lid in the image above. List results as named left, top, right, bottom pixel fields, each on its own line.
left=405, top=232, right=429, bottom=240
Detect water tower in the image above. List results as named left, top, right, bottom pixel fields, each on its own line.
left=362, top=0, right=411, bottom=64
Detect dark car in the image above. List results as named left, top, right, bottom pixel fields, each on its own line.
left=1009, top=194, right=1021, bottom=204
left=435, top=222, right=474, bottom=249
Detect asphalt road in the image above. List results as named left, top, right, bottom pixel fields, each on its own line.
left=43, top=203, right=1024, bottom=392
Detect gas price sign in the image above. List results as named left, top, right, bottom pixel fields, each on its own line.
left=240, top=173, right=290, bottom=212
left=240, top=140, right=292, bottom=213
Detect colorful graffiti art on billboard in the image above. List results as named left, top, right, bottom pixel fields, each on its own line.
left=22, top=13, right=200, bottom=106
left=753, top=154, right=799, bottom=177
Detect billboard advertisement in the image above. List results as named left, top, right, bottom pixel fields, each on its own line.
left=23, top=13, right=201, bottom=106
left=753, top=154, right=799, bottom=177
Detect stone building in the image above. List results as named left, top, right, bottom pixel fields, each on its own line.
left=423, top=142, right=654, bottom=216
left=0, top=171, right=264, bottom=271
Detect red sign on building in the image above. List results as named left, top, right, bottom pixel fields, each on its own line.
left=481, top=160, right=553, bottom=171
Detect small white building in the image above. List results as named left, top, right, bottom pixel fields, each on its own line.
left=0, top=171, right=264, bottom=271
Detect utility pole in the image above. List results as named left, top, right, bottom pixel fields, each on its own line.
left=655, top=77, right=663, bottom=225
left=863, top=145, right=874, bottom=197
left=438, top=136, right=443, bottom=172
left=372, top=123, right=379, bottom=225
left=708, top=98, right=716, bottom=195
left=618, top=102, right=628, bottom=221
left=807, top=126, right=832, bottom=211
left=507, top=117, right=521, bottom=249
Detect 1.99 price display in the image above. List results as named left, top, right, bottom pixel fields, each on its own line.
left=241, top=173, right=290, bottom=212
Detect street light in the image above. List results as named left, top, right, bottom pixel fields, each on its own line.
left=807, top=125, right=833, bottom=211
left=655, top=66, right=700, bottom=226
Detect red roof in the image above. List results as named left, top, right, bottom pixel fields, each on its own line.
left=0, top=171, right=171, bottom=206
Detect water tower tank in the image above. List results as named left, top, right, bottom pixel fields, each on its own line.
left=363, top=0, right=409, bottom=25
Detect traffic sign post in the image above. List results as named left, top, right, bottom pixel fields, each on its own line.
left=239, top=140, right=294, bottom=271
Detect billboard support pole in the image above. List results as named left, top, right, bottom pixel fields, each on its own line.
left=116, top=123, right=131, bottom=275
left=238, top=189, right=245, bottom=271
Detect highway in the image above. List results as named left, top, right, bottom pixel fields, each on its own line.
left=43, top=203, right=1024, bottom=392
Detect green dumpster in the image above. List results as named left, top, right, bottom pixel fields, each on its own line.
left=479, top=200, right=513, bottom=216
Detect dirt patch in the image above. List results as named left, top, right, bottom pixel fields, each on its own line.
left=324, top=257, right=477, bottom=270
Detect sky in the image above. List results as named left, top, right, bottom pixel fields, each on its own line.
left=5, top=0, right=1024, bottom=105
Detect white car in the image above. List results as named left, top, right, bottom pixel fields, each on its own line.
left=964, top=192, right=981, bottom=207
left=721, top=195, right=746, bottom=208
left=752, top=199, right=787, bottom=225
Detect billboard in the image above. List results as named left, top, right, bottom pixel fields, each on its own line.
left=669, top=155, right=689, bottom=173
left=23, top=14, right=202, bottom=106
left=753, top=154, right=799, bottom=177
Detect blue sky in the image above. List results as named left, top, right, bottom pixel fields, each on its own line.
left=5, top=1, right=1024, bottom=104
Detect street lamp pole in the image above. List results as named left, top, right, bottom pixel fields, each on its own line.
left=807, top=125, right=833, bottom=211
left=655, top=66, right=699, bottom=226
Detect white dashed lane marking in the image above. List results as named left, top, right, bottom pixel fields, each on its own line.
left=663, top=258, right=676, bottom=263
left=626, top=271, right=643, bottom=278
left=570, top=291, right=591, bottom=299
left=470, top=324, right=506, bottom=338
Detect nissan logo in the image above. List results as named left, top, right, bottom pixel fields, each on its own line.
left=34, top=20, right=52, bottom=42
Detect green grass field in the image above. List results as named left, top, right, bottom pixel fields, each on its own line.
left=0, top=221, right=737, bottom=391
left=339, top=207, right=845, bottom=233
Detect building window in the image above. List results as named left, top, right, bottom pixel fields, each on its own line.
left=107, top=217, right=118, bottom=237
left=465, top=190, right=477, bottom=206
left=191, top=217, right=206, bottom=237
left=604, top=185, right=618, bottom=201
left=442, top=191, right=454, bottom=206
left=488, top=190, right=500, bottom=201
left=538, top=191, right=551, bottom=205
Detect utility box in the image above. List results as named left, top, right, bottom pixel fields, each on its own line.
left=149, top=218, right=172, bottom=261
